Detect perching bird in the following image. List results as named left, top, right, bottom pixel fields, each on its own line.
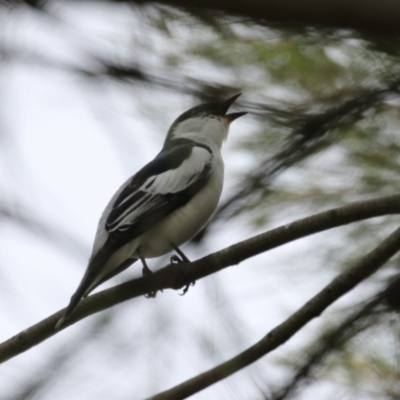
left=55, top=93, right=246, bottom=329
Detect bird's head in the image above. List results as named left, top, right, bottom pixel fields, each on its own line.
left=164, top=93, right=247, bottom=149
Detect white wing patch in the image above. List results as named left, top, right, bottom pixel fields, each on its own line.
left=111, top=192, right=153, bottom=228
left=107, top=146, right=211, bottom=233
left=140, top=146, right=211, bottom=194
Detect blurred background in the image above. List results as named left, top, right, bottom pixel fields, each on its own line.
left=1, top=1, right=400, bottom=399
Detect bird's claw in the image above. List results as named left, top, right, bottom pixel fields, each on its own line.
left=179, top=280, right=196, bottom=296
left=142, top=264, right=163, bottom=298
left=170, top=250, right=193, bottom=295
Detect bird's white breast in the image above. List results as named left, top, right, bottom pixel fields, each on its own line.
left=136, top=151, right=224, bottom=258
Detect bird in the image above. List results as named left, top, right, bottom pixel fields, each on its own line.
left=55, top=93, right=247, bottom=329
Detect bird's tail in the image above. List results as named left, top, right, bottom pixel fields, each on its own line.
left=55, top=245, right=115, bottom=330
left=55, top=270, right=96, bottom=330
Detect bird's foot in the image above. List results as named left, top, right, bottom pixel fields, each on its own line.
left=169, top=253, right=195, bottom=295
left=180, top=280, right=196, bottom=296
left=170, top=244, right=190, bottom=263
left=142, top=264, right=153, bottom=277
left=142, top=264, right=161, bottom=298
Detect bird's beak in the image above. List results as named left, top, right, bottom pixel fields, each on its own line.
left=213, top=93, right=247, bottom=122
left=225, top=111, right=248, bottom=122
left=219, top=93, right=242, bottom=114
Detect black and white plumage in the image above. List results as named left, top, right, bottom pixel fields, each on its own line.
left=55, top=94, right=246, bottom=329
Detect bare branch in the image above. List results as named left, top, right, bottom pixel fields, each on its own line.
left=1, top=192, right=400, bottom=364
left=2, top=314, right=115, bottom=400
left=271, top=273, right=400, bottom=400
left=150, top=225, right=400, bottom=400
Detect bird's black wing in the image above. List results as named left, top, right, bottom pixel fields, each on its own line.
left=105, top=143, right=212, bottom=247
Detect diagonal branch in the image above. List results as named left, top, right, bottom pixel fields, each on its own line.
left=149, top=225, right=400, bottom=400
left=1, top=192, right=400, bottom=364
left=271, top=272, right=400, bottom=400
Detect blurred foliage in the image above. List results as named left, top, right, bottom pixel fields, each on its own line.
left=2, top=1, right=400, bottom=400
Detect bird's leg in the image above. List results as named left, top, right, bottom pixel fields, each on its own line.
left=170, top=243, right=190, bottom=263
left=139, top=254, right=158, bottom=298
left=170, top=242, right=195, bottom=295
left=139, top=255, right=153, bottom=277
